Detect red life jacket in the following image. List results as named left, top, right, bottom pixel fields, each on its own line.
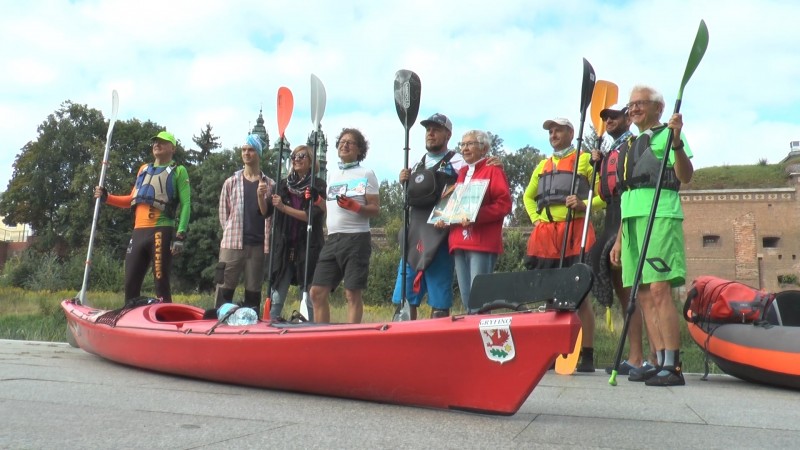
left=598, top=137, right=631, bottom=202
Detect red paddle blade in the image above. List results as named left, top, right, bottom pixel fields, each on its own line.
left=277, top=87, right=294, bottom=138
left=590, top=80, right=619, bottom=138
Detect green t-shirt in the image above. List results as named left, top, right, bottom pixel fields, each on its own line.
left=620, top=127, right=693, bottom=219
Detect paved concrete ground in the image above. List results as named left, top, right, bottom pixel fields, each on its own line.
left=1, top=339, right=799, bottom=449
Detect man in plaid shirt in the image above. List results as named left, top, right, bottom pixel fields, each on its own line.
left=215, top=134, right=275, bottom=314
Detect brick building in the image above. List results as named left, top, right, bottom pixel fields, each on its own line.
left=681, top=143, right=800, bottom=291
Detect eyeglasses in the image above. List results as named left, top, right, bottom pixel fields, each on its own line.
left=290, top=153, right=308, bottom=161
left=626, top=100, right=654, bottom=110
left=459, top=141, right=481, bottom=149
left=339, top=139, right=357, bottom=148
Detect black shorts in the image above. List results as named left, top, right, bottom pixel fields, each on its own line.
left=312, top=232, right=372, bottom=290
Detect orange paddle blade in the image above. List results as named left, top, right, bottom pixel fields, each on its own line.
left=589, top=80, right=618, bottom=139
left=277, top=86, right=294, bottom=138
left=555, top=328, right=582, bottom=375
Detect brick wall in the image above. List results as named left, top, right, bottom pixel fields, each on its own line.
left=681, top=175, right=800, bottom=290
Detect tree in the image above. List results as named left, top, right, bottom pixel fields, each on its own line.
left=187, top=123, right=221, bottom=165
left=0, top=101, right=106, bottom=250
left=171, top=149, right=241, bottom=291
left=501, top=145, right=544, bottom=226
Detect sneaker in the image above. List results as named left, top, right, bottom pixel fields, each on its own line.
left=576, top=354, right=595, bottom=373
left=645, top=365, right=686, bottom=386
left=628, top=361, right=658, bottom=382
left=605, top=360, right=637, bottom=375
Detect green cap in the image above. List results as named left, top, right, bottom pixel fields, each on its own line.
left=151, top=131, right=176, bottom=146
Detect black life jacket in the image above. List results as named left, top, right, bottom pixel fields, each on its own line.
left=407, top=151, right=458, bottom=208
left=625, top=125, right=681, bottom=191
left=535, top=151, right=590, bottom=216
left=598, top=135, right=632, bottom=201
left=131, top=162, right=177, bottom=215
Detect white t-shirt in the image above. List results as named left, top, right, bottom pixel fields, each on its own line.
left=325, top=164, right=380, bottom=234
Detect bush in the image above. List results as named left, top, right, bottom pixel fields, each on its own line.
left=24, top=252, right=66, bottom=292
left=365, top=245, right=400, bottom=306
left=0, top=249, right=39, bottom=288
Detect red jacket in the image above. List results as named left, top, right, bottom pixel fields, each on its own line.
left=448, top=159, right=512, bottom=254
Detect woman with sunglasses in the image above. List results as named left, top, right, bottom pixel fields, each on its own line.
left=261, top=145, right=327, bottom=320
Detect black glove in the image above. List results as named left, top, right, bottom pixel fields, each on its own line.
left=171, top=233, right=185, bottom=255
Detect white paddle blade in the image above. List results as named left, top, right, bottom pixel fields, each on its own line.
left=300, top=295, right=311, bottom=321
left=310, top=74, right=327, bottom=129
left=111, top=90, right=119, bottom=119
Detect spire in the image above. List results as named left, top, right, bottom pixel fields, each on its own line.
left=250, top=107, right=270, bottom=150
left=306, top=123, right=328, bottom=179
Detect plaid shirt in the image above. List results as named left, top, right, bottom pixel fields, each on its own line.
left=219, top=169, right=274, bottom=252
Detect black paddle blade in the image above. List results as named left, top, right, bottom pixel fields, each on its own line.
left=393, top=70, right=421, bottom=131
left=579, top=58, right=596, bottom=114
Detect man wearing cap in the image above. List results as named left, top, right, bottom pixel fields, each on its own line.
left=589, top=104, right=654, bottom=375
left=94, top=130, right=191, bottom=304
left=611, top=85, right=694, bottom=386
left=214, top=134, right=276, bottom=314
left=391, top=113, right=464, bottom=319
left=522, top=117, right=601, bottom=372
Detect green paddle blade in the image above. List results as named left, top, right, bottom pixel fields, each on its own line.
left=678, top=20, right=709, bottom=100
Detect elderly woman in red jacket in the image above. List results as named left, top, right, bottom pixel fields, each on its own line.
left=434, top=130, right=512, bottom=312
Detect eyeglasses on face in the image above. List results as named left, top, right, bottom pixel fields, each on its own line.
left=459, top=141, right=481, bottom=149
left=291, top=153, right=308, bottom=161
left=626, top=100, right=654, bottom=110
left=339, top=139, right=357, bottom=148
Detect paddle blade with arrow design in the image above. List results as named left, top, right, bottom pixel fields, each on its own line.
left=393, top=70, right=421, bottom=133
left=392, top=69, right=422, bottom=323
left=609, top=19, right=709, bottom=387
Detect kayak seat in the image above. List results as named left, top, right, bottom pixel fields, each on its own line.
left=767, top=290, right=800, bottom=327
left=149, top=304, right=206, bottom=323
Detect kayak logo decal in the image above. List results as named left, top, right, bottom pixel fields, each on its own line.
left=479, top=317, right=515, bottom=364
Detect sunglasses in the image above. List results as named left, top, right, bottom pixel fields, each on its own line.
left=291, top=153, right=308, bottom=161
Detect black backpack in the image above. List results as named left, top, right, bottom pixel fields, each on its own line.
left=407, top=151, right=456, bottom=208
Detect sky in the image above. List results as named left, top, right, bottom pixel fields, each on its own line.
left=1, top=0, right=799, bottom=193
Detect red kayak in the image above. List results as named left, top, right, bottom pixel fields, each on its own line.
left=63, top=264, right=593, bottom=415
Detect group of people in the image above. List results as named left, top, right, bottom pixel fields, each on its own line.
left=95, top=83, right=692, bottom=388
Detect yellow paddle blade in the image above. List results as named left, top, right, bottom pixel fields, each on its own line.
left=589, top=80, right=619, bottom=139
left=555, top=328, right=582, bottom=375
left=606, top=307, right=614, bottom=332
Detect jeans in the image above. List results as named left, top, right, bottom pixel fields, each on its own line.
left=453, top=249, right=497, bottom=313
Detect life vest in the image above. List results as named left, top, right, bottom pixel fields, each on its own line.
left=407, top=151, right=458, bottom=208
left=625, top=126, right=681, bottom=191
left=131, top=162, right=176, bottom=215
left=534, top=151, right=590, bottom=215
left=598, top=136, right=632, bottom=202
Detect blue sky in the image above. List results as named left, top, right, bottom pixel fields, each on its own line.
left=1, top=0, right=799, bottom=194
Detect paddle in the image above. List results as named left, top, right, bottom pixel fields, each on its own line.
left=609, top=19, right=709, bottom=387
left=558, top=58, right=595, bottom=268
left=78, top=90, right=119, bottom=306
left=301, top=74, right=326, bottom=321
left=391, top=70, right=421, bottom=322
left=577, top=80, right=618, bottom=263
left=264, top=86, right=293, bottom=320
left=554, top=60, right=594, bottom=375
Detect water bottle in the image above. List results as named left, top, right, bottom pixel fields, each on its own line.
left=217, top=303, right=258, bottom=326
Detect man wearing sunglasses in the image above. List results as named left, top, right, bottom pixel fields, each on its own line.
left=94, top=130, right=191, bottom=305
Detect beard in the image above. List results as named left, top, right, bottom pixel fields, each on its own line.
left=426, top=142, right=446, bottom=153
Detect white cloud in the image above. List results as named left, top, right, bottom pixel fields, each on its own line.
left=1, top=0, right=799, bottom=195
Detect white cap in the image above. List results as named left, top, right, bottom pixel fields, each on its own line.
left=542, top=117, right=574, bottom=130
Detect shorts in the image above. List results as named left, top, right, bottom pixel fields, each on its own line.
left=392, top=242, right=454, bottom=309
left=621, top=216, right=686, bottom=288
left=312, top=232, right=372, bottom=290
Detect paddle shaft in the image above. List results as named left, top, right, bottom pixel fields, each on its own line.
left=79, top=91, right=118, bottom=305
left=264, top=139, right=285, bottom=308
left=302, top=130, right=321, bottom=304
left=558, top=112, right=588, bottom=268
left=578, top=136, right=603, bottom=262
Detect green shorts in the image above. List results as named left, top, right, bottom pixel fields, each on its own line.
left=621, top=216, right=686, bottom=288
